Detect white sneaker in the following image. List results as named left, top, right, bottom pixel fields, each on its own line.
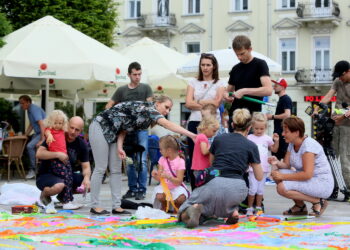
left=45, top=201, right=57, bottom=214
left=63, top=202, right=82, bottom=210
left=26, top=170, right=36, bottom=179
left=246, top=207, right=254, bottom=216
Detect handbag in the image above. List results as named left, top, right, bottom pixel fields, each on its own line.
left=166, top=158, right=191, bottom=197
left=194, top=167, right=220, bottom=187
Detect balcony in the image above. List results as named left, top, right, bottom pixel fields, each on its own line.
left=137, top=13, right=176, bottom=29
left=295, top=68, right=332, bottom=86
left=296, top=1, right=341, bottom=26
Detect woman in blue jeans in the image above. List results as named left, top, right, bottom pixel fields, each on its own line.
left=89, top=95, right=196, bottom=215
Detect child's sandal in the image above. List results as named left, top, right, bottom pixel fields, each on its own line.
left=283, top=204, right=308, bottom=215
left=309, top=198, right=328, bottom=217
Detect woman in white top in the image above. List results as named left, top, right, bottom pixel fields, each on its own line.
left=185, top=53, right=226, bottom=190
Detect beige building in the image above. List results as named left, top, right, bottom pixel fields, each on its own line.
left=114, top=0, right=350, bottom=135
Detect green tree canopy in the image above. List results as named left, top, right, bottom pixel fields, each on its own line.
left=0, top=12, right=12, bottom=47
left=0, top=0, right=119, bottom=47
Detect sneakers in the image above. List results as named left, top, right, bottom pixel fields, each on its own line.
left=122, top=190, right=136, bottom=199
left=26, top=169, right=36, bottom=179
left=135, top=192, right=145, bottom=200
left=62, top=202, right=82, bottom=210
left=246, top=207, right=254, bottom=216
left=45, top=202, right=57, bottom=214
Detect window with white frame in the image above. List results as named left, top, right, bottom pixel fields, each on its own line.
left=233, top=0, right=248, bottom=11
left=314, top=37, right=330, bottom=70
left=280, top=38, right=296, bottom=72
left=186, top=42, right=200, bottom=53
left=315, top=0, right=330, bottom=8
left=187, top=0, right=200, bottom=14
left=128, top=0, right=141, bottom=18
left=280, top=0, right=296, bottom=9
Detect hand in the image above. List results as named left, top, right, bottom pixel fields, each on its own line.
left=82, top=177, right=91, bottom=192
left=46, top=134, right=55, bottom=145
left=190, top=134, right=197, bottom=142
left=118, top=148, right=126, bottom=160
left=36, top=139, right=44, bottom=148
left=271, top=170, right=283, bottom=182
left=272, top=133, right=279, bottom=142
left=151, top=169, right=158, bottom=177
left=160, top=172, right=171, bottom=180
left=268, top=156, right=279, bottom=165
left=331, top=114, right=345, bottom=125
left=223, top=92, right=234, bottom=103
left=265, top=114, right=273, bottom=120
left=345, top=110, right=350, bottom=118
left=233, top=89, right=245, bottom=99
left=56, top=152, right=69, bottom=165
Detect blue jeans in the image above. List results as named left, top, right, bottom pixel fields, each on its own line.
left=27, top=133, right=41, bottom=171
left=127, top=130, right=148, bottom=193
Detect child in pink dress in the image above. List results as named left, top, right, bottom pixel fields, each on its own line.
left=151, top=135, right=190, bottom=212
left=246, top=113, right=279, bottom=215
left=191, top=116, right=219, bottom=180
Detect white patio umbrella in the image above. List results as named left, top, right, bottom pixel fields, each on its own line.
left=0, top=15, right=132, bottom=110
left=177, top=48, right=282, bottom=77
left=120, top=37, right=190, bottom=98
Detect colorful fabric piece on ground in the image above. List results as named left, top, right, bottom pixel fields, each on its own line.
left=0, top=212, right=349, bottom=249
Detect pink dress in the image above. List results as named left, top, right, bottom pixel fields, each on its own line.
left=191, top=133, right=210, bottom=171
left=46, top=128, right=67, bottom=153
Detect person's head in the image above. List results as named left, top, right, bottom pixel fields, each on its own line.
left=66, top=116, right=84, bottom=142
left=232, top=108, right=252, bottom=132
left=272, top=78, right=288, bottom=95
left=45, top=110, right=68, bottom=131
left=197, top=116, right=220, bottom=138
left=18, top=95, right=32, bottom=110
left=197, top=53, right=219, bottom=83
left=128, top=62, right=142, bottom=85
left=153, top=95, right=173, bottom=116
left=332, top=60, right=350, bottom=82
left=282, top=116, right=305, bottom=143
left=251, top=112, right=267, bottom=136
left=201, top=103, right=217, bottom=119
left=232, top=35, right=253, bottom=64
left=159, top=135, right=180, bottom=158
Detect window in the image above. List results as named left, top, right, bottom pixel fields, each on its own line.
left=280, top=38, right=296, bottom=72
left=314, top=37, right=330, bottom=70
left=128, top=0, right=141, bottom=18
left=233, top=0, right=248, bottom=11
left=315, top=0, right=329, bottom=8
left=280, top=0, right=295, bottom=8
left=187, top=0, right=200, bottom=14
left=186, top=42, right=200, bottom=53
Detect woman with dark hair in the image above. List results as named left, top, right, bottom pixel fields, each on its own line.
left=89, top=95, right=196, bottom=215
left=185, top=53, right=226, bottom=189
left=268, top=116, right=334, bottom=217
left=178, top=108, right=263, bottom=228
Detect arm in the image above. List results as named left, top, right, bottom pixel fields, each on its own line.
left=45, top=129, right=54, bottom=144
left=81, top=161, right=91, bottom=191
left=271, top=152, right=315, bottom=182
left=269, top=133, right=279, bottom=153
left=200, top=141, right=210, bottom=155
left=157, top=117, right=196, bottom=141
left=267, top=109, right=291, bottom=120
left=36, top=120, right=46, bottom=147
left=185, top=85, right=203, bottom=110
left=251, top=162, right=263, bottom=181
left=234, top=75, right=273, bottom=99
left=209, top=153, right=214, bottom=165
left=117, top=130, right=127, bottom=159
left=161, top=169, right=185, bottom=186
left=268, top=151, right=291, bottom=169
left=151, top=164, right=162, bottom=182
left=105, top=100, right=116, bottom=109
left=199, top=86, right=225, bottom=108
left=36, top=145, right=69, bottom=164
left=313, top=88, right=336, bottom=114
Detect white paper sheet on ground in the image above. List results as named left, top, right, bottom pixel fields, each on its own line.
left=0, top=183, right=41, bottom=205
left=135, top=206, right=171, bottom=219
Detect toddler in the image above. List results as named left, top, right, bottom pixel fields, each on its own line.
left=151, top=135, right=190, bottom=212
left=246, top=112, right=279, bottom=215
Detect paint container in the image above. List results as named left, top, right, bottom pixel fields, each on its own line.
left=11, top=205, right=38, bottom=214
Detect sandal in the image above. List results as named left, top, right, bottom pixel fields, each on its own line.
left=309, top=199, right=328, bottom=217
left=283, top=204, right=308, bottom=215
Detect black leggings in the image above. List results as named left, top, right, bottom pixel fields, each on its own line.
left=187, top=120, right=200, bottom=190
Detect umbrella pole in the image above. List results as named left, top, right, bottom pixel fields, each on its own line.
left=45, top=78, right=49, bottom=112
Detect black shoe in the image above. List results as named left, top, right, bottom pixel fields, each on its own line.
left=135, top=192, right=146, bottom=200
left=90, top=208, right=110, bottom=215
left=122, top=190, right=136, bottom=199
left=112, top=209, right=131, bottom=215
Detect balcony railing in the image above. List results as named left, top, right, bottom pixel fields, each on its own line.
left=295, top=68, right=332, bottom=84
left=137, top=13, right=176, bottom=28
left=296, top=1, right=340, bottom=18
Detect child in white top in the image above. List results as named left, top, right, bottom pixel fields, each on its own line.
left=151, top=135, right=190, bottom=212
left=246, top=113, right=279, bottom=215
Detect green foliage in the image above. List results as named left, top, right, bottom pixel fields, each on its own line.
left=0, top=0, right=119, bottom=47
left=54, top=102, right=85, bottom=121
left=0, top=12, right=12, bottom=47
left=0, top=98, right=20, bottom=132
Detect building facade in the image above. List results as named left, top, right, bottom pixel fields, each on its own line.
left=114, top=0, right=350, bottom=135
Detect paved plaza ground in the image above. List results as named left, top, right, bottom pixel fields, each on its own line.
left=0, top=175, right=349, bottom=249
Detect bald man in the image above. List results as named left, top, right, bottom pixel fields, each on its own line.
left=36, top=116, right=91, bottom=212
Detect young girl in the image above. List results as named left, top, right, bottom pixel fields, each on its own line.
left=43, top=110, right=74, bottom=208
left=151, top=135, right=190, bottom=212
left=191, top=116, right=219, bottom=182
left=246, top=113, right=279, bottom=215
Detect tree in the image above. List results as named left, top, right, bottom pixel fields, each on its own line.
left=0, top=98, right=20, bottom=132
left=0, top=0, right=119, bottom=47
left=0, top=12, right=12, bottom=47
